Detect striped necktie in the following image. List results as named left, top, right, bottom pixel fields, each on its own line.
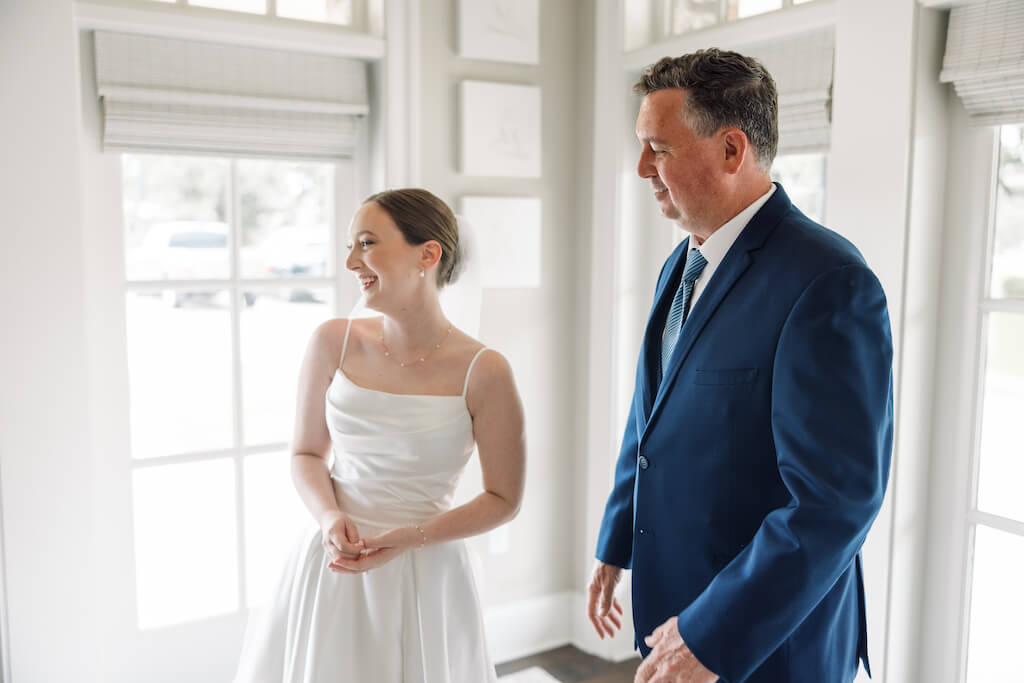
left=660, top=248, right=708, bottom=379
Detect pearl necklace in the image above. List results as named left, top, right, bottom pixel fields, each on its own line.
left=379, top=325, right=453, bottom=368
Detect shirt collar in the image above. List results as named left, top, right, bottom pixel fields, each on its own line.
left=688, top=184, right=776, bottom=267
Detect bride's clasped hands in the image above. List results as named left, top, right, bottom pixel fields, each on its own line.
left=318, top=509, right=364, bottom=564
left=325, top=519, right=424, bottom=574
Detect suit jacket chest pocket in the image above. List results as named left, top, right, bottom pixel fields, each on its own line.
left=693, top=368, right=759, bottom=386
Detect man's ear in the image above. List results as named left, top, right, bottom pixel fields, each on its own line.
left=721, top=128, right=750, bottom=174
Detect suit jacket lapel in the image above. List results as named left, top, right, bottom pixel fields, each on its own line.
left=643, top=184, right=791, bottom=434
left=636, top=238, right=690, bottom=424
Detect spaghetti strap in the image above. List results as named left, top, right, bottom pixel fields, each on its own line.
left=338, top=318, right=354, bottom=371
left=462, top=347, right=489, bottom=398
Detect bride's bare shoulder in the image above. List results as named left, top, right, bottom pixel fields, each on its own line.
left=306, top=317, right=366, bottom=356
left=464, top=345, right=515, bottom=391
left=310, top=317, right=347, bottom=343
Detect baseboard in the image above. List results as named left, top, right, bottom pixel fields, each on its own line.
left=486, top=590, right=637, bottom=665
left=486, top=591, right=575, bottom=664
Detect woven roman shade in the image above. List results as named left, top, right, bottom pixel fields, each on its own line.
left=747, top=28, right=835, bottom=154
left=938, top=0, right=1024, bottom=126
left=93, top=31, right=368, bottom=159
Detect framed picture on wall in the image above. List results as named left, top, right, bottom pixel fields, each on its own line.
left=459, top=80, right=541, bottom=178
left=457, top=0, right=539, bottom=65
left=460, top=196, right=542, bottom=289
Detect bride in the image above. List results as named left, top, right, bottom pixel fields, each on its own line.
left=233, top=188, right=526, bottom=682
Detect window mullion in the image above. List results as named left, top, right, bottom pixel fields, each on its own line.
left=228, top=159, right=248, bottom=613
left=970, top=510, right=1024, bottom=539
left=958, top=127, right=1009, bottom=683
left=979, top=298, right=1024, bottom=315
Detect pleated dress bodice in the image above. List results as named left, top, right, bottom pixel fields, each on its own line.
left=325, top=367, right=478, bottom=530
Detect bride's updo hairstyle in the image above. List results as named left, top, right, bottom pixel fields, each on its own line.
left=364, top=188, right=463, bottom=288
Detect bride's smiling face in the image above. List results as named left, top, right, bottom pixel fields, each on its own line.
left=345, top=201, right=434, bottom=310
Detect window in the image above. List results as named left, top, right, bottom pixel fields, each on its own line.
left=962, top=124, right=1024, bottom=682
left=670, top=0, right=719, bottom=34
left=656, top=0, right=823, bottom=40
left=726, top=0, right=782, bottom=20
left=122, top=153, right=339, bottom=628
left=771, top=152, right=827, bottom=224
left=146, top=0, right=355, bottom=25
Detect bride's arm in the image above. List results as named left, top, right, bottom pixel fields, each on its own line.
left=427, top=349, right=527, bottom=539
left=292, top=319, right=364, bottom=560
left=335, top=349, right=525, bottom=570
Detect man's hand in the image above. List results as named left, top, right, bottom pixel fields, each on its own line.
left=586, top=560, right=624, bottom=639
left=635, top=616, right=717, bottom=683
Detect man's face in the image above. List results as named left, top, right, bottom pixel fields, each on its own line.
left=635, top=89, right=723, bottom=232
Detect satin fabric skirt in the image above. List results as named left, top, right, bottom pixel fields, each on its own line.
left=233, top=521, right=496, bottom=683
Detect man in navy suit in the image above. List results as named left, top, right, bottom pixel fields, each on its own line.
left=586, top=50, right=894, bottom=683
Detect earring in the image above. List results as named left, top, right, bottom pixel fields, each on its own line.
left=419, top=269, right=425, bottom=278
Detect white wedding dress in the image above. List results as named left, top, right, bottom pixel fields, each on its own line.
left=233, top=322, right=496, bottom=683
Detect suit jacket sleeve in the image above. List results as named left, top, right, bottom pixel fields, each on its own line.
left=675, top=263, right=894, bottom=682
left=595, top=251, right=680, bottom=569
left=595, top=395, right=640, bottom=569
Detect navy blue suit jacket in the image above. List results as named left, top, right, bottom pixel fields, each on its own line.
left=595, top=184, right=893, bottom=683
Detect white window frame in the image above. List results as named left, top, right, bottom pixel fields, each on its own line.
left=628, top=0, right=830, bottom=48
left=73, top=1, right=417, bottom=679
left=121, top=153, right=351, bottom=624
left=920, top=111, right=1023, bottom=683
left=79, top=0, right=374, bottom=34
left=954, top=126, right=1024, bottom=682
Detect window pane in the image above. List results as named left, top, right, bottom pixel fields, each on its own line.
left=727, top=0, right=782, bottom=19
left=277, top=0, right=353, bottom=24
left=977, top=312, right=1024, bottom=522
left=133, top=459, right=238, bottom=629
left=238, top=160, right=334, bottom=280
left=670, top=0, right=719, bottom=35
left=123, top=155, right=230, bottom=282
left=992, top=125, right=1024, bottom=299
left=772, top=153, right=827, bottom=224
left=126, top=291, right=234, bottom=458
left=623, top=0, right=653, bottom=50
left=241, top=289, right=331, bottom=445
left=243, top=451, right=312, bottom=607
left=965, top=525, right=1024, bottom=683
left=189, top=0, right=266, bottom=13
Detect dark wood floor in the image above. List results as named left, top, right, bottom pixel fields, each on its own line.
left=497, top=645, right=640, bottom=683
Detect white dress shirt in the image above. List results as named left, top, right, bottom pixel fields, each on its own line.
left=686, top=184, right=776, bottom=315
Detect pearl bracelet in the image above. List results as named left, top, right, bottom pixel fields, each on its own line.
left=414, top=525, right=427, bottom=548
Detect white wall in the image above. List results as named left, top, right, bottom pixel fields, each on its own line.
left=411, top=0, right=602, bottom=663
left=883, top=7, right=950, bottom=681
left=0, top=1, right=102, bottom=681
left=918, top=90, right=998, bottom=683
left=415, top=0, right=582, bottom=613
left=829, top=2, right=952, bottom=679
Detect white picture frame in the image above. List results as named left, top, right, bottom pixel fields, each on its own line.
left=460, top=196, right=542, bottom=289
left=457, top=0, right=539, bottom=65
left=459, top=81, right=541, bottom=178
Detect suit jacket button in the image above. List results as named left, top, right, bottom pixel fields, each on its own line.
left=638, top=455, right=649, bottom=470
